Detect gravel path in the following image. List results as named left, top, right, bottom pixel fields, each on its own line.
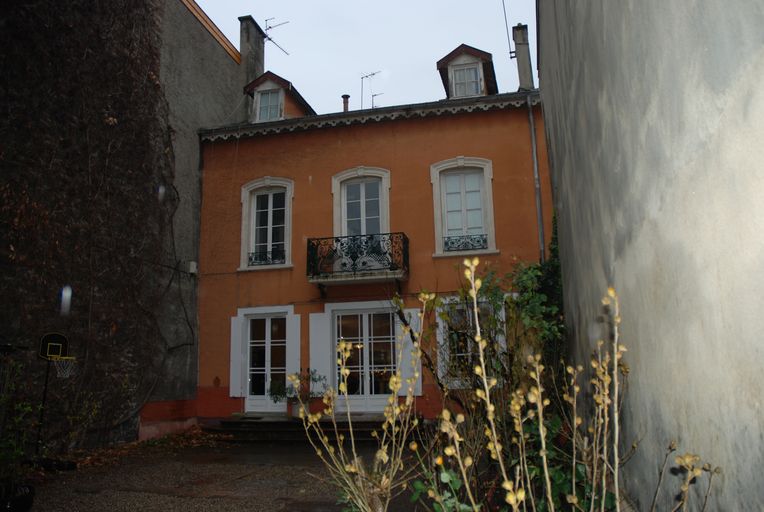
left=32, top=443, right=346, bottom=512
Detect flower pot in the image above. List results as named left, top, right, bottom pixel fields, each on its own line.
left=286, top=399, right=302, bottom=419
left=308, top=397, right=325, bottom=415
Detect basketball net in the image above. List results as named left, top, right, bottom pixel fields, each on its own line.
left=50, top=356, right=77, bottom=378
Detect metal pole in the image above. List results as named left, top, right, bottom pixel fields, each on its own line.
left=35, top=359, right=51, bottom=456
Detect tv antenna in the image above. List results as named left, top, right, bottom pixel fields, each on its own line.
left=371, top=93, right=384, bottom=108
left=265, top=18, right=290, bottom=55
left=360, top=71, right=380, bottom=109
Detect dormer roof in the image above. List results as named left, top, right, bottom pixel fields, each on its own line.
left=436, top=44, right=499, bottom=98
left=244, top=71, right=316, bottom=117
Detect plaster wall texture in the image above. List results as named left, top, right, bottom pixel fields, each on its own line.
left=538, top=1, right=764, bottom=508
left=151, top=0, right=256, bottom=400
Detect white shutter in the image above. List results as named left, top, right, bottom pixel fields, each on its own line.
left=398, top=308, right=423, bottom=396
left=230, top=315, right=246, bottom=397
left=286, top=314, right=301, bottom=378
left=309, top=311, right=333, bottom=390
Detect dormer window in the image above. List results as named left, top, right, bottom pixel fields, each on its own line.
left=437, top=44, right=498, bottom=100
left=256, top=89, right=282, bottom=122
left=452, top=64, right=481, bottom=97
left=243, top=71, right=317, bottom=124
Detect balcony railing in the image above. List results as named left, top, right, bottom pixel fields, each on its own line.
left=248, top=249, right=286, bottom=266
left=307, top=232, right=409, bottom=284
left=443, top=234, right=488, bottom=252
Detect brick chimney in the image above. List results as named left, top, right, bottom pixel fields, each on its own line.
left=342, top=94, right=350, bottom=112
left=512, top=24, right=535, bottom=90
left=238, top=16, right=265, bottom=123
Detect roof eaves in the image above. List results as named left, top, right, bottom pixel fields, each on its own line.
left=200, top=90, right=540, bottom=142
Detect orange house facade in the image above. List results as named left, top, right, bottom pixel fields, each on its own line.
left=195, top=44, right=553, bottom=420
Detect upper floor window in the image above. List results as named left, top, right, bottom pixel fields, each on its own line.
left=256, top=89, right=282, bottom=122
left=332, top=167, right=390, bottom=237
left=240, top=177, right=294, bottom=270
left=343, top=178, right=381, bottom=236
left=430, top=157, right=496, bottom=256
left=452, top=64, right=480, bottom=97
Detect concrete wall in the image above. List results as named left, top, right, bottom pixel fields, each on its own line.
left=538, top=1, right=764, bottom=508
left=151, top=0, right=258, bottom=401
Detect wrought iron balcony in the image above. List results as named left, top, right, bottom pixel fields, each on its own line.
left=443, top=234, right=488, bottom=252
left=248, top=249, right=286, bottom=266
left=307, top=232, right=409, bottom=284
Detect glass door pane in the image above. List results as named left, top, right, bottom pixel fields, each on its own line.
left=343, top=178, right=382, bottom=236
left=249, top=318, right=267, bottom=396
left=248, top=316, right=287, bottom=398
left=336, top=311, right=396, bottom=399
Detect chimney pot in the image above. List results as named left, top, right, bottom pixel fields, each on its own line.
left=512, top=24, right=534, bottom=91
left=342, top=94, right=350, bottom=112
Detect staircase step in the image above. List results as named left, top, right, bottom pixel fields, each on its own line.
left=202, top=417, right=386, bottom=443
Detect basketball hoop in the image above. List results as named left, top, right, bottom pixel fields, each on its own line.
left=50, top=356, right=77, bottom=378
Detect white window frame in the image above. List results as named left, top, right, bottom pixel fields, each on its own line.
left=230, top=305, right=301, bottom=414
left=308, top=300, right=422, bottom=413
left=255, top=88, right=284, bottom=122
left=450, top=63, right=482, bottom=98
left=331, top=167, right=391, bottom=237
left=430, top=157, right=497, bottom=257
left=239, top=177, right=294, bottom=271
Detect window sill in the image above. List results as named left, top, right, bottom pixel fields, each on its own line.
left=432, top=249, right=499, bottom=259
left=237, top=263, right=294, bottom=272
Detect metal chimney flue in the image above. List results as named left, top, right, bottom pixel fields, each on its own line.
left=342, top=94, right=350, bottom=112
left=512, top=24, right=534, bottom=90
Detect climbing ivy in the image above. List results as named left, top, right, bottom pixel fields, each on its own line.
left=0, top=0, right=177, bottom=449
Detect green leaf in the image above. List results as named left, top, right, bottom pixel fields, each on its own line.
left=440, top=471, right=451, bottom=484
left=449, top=471, right=463, bottom=491
left=605, top=491, right=616, bottom=509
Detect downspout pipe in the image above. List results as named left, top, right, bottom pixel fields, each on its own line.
left=527, top=94, right=546, bottom=263
left=513, top=23, right=546, bottom=263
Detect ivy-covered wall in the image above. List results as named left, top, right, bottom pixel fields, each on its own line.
left=0, top=0, right=258, bottom=446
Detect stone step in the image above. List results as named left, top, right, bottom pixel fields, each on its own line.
left=202, top=417, right=386, bottom=443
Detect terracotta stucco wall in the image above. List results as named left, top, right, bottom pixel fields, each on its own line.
left=198, top=106, right=552, bottom=417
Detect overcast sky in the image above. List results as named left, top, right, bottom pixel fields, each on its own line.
left=194, top=1, right=538, bottom=115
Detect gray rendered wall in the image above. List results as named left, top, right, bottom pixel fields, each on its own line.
left=152, top=0, right=255, bottom=400
left=538, top=2, right=764, bottom=508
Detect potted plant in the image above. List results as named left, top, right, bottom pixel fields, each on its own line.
left=0, top=357, right=36, bottom=511
left=268, top=369, right=327, bottom=418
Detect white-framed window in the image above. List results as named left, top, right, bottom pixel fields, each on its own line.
left=308, top=300, right=422, bottom=412
left=435, top=296, right=506, bottom=387
left=248, top=315, right=287, bottom=397
left=331, top=167, right=390, bottom=237
left=239, top=177, right=294, bottom=270
left=230, top=305, right=301, bottom=413
left=335, top=311, right=397, bottom=396
left=452, top=63, right=481, bottom=97
left=256, top=89, right=282, bottom=122
left=342, top=178, right=381, bottom=236
left=430, top=157, right=496, bottom=256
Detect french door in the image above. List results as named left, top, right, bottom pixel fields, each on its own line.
left=334, top=310, right=396, bottom=412
left=342, top=178, right=381, bottom=236
left=246, top=316, right=287, bottom=412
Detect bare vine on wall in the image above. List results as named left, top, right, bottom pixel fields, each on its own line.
left=0, top=0, right=181, bottom=449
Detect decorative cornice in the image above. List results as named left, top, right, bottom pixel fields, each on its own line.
left=200, top=91, right=541, bottom=142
